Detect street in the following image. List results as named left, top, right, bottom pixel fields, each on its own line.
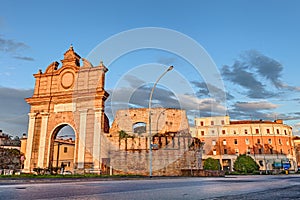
left=0, top=175, right=300, bottom=200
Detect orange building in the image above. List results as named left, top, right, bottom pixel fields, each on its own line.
left=293, top=136, right=300, bottom=170
left=194, top=116, right=296, bottom=172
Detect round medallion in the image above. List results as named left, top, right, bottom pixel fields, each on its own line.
left=61, top=72, right=74, bottom=89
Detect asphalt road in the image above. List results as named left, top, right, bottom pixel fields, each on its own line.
left=0, top=175, right=300, bottom=200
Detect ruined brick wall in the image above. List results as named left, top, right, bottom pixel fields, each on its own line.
left=110, top=108, right=189, bottom=137
left=105, top=109, right=199, bottom=176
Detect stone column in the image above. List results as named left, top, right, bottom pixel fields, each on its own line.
left=23, top=113, right=36, bottom=173
left=37, top=112, right=49, bottom=168
left=78, top=109, right=87, bottom=169
left=93, top=109, right=102, bottom=169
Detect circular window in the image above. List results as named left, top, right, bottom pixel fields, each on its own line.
left=61, top=72, right=74, bottom=89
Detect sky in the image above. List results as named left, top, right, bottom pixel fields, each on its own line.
left=0, top=0, right=300, bottom=137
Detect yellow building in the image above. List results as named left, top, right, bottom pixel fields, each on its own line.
left=194, top=116, right=296, bottom=172
left=51, top=138, right=75, bottom=172
left=21, top=136, right=75, bottom=173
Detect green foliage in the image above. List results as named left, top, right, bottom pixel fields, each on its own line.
left=118, top=130, right=133, bottom=140
left=233, top=154, right=259, bottom=173
left=203, top=157, right=220, bottom=170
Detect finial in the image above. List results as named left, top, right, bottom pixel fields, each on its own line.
left=69, top=44, right=73, bottom=50
left=99, top=60, right=104, bottom=66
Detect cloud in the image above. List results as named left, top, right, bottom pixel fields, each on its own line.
left=156, top=56, right=177, bottom=65
left=234, top=101, right=278, bottom=111
left=222, top=50, right=300, bottom=98
left=0, top=87, right=33, bottom=136
left=191, top=81, right=234, bottom=101
left=228, top=101, right=279, bottom=121
left=13, top=56, right=34, bottom=61
left=222, top=61, right=275, bottom=98
left=0, top=36, right=29, bottom=53
left=106, top=83, right=227, bottom=124
left=123, top=74, right=145, bottom=88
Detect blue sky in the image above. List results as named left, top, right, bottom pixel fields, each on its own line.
left=0, top=0, right=300, bottom=136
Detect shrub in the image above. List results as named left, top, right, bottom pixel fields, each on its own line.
left=233, top=154, right=259, bottom=173
left=203, top=157, right=221, bottom=170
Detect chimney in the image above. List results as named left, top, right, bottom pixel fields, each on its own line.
left=274, top=119, right=283, bottom=124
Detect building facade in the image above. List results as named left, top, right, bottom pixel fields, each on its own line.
left=23, top=46, right=109, bottom=173
left=194, top=116, right=296, bottom=172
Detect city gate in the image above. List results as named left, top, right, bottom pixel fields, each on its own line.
left=23, top=46, right=109, bottom=173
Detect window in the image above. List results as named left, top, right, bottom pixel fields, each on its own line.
left=245, top=138, right=249, bottom=145
left=212, top=140, right=216, bottom=146
left=200, top=121, right=204, bottom=126
left=255, top=129, right=259, bottom=134
left=235, top=149, right=239, bottom=155
left=221, top=120, right=225, bottom=125
left=270, top=148, right=273, bottom=154
left=279, top=139, right=282, bottom=145
left=224, top=149, right=227, bottom=154
left=211, top=121, right=214, bottom=126
left=284, top=130, right=287, bottom=135
left=266, top=129, right=270, bottom=134
left=201, top=131, right=204, bottom=136
left=234, top=139, right=238, bottom=145
left=257, top=139, right=261, bottom=144
left=277, top=129, right=280, bottom=134
left=234, top=130, right=237, bottom=134
left=223, top=139, right=227, bottom=145
left=268, top=138, right=272, bottom=144
left=222, top=130, right=226, bottom=135
left=213, top=150, right=217, bottom=155
left=247, top=148, right=251, bottom=154
left=211, top=130, right=215, bottom=134
left=244, top=129, right=248, bottom=134
left=133, top=122, right=147, bottom=134
left=259, top=148, right=262, bottom=154
left=64, top=147, right=68, bottom=153
left=280, top=149, right=283, bottom=154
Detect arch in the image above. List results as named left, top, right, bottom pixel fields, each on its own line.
left=132, top=122, right=147, bottom=134
left=23, top=47, right=108, bottom=173
left=48, top=123, right=76, bottom=173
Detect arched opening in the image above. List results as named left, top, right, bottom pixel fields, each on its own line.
left=49, top=124, right=75, bottom=174
left=133, top=122, right=147, bottom=135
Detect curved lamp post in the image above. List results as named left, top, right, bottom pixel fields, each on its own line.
left=149, top=66, right=173, bottom=177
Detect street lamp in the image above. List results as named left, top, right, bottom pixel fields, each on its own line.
left=148, top=66, right=173, bottom=178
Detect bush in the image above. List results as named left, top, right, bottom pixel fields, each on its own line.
left=203, top=157, right=221, bottom=170
left=233, top=154, right=259, bottom=173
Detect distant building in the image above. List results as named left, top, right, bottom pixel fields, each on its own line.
left=293, top=136, right=300, bottom=170
left=21, top=135, right=75, bottom=172
left=194, top=116, right=296, bottom=172
left=51, top=138, right=75, bottom=172
left=0, top=130, right=21, bottom=150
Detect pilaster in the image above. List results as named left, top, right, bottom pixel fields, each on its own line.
left=93, top=109, right=102, bottom=169
left=78, top=109, right=88, bottom=169
left=37, top=112, right=49, bottom=168
left=23, top=113, right=36, bottom=173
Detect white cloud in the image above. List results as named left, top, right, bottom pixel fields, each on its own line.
left=235, top=101, right=278, bottom=111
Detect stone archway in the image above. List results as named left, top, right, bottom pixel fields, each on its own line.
left=23, top=46, right=109, bottom=173
left=48, top=124, right=76, bottom=173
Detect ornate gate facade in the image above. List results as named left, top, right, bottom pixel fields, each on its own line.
left=23, top=46, right=109, bottom=173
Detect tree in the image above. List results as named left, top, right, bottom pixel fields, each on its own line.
left=203, top=157, right=221, bottom=170
left=233, top=154, right=259, bottom=173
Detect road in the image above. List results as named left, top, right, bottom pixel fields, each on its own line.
left=0, top=175, right=300, bottom=200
